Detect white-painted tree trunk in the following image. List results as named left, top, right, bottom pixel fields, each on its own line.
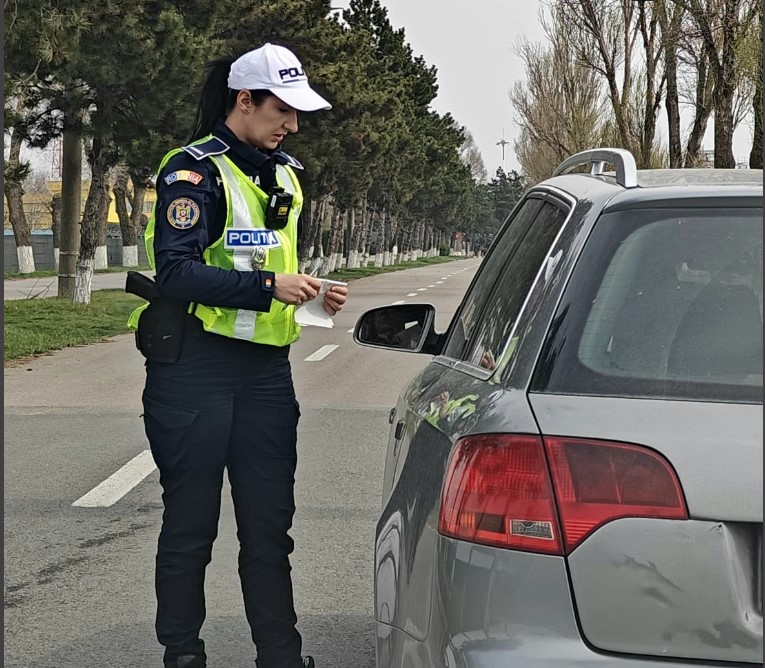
left=74, top=260, right=94, bottom=304
left=309, top=256, right=323, bottom=276
left=54, top=248, right=60, bottom=271
left=374, top=253, right=384, bottom=268
left=383, top=250, right=392, bottom=266
left=333, top=252, right=343, bottom=271
left=94, top=245, right=108, bottom=270
left=122, top=245, right=139, bottom=267
left=16, top=245, right=35, bottom=273
left=391, top=245, right=398, bottom=264
left=347, top=250, right=359, bottom=269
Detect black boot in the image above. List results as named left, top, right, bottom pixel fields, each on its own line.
left=164, top=656, right=206, bottom=668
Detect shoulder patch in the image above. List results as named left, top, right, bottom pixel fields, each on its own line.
left=164, top=170, right=204, bottom=186
left=182, top=136, right=230, bottom=161
left=273, top=150, right=304, bottom=170
left=166, top=198, right=200, bottom=230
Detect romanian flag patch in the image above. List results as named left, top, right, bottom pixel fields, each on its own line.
left=164, top=170, right=204, bottom=186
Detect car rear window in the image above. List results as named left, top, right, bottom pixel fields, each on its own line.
left=532, top=207, right=763, bottom=403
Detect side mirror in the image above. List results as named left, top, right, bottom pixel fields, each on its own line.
left=353, top=303, right=443, bottom=355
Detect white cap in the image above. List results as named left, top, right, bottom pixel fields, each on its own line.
left=227, top=43, right=332, bottom=112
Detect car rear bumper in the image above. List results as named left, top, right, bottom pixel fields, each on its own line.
left=377, top=622, right=755, bottom=667
left=375, top=535, right=761, bottom=667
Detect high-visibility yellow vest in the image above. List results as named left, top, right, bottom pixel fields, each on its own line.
left=128, top=138, right=302, bottom=347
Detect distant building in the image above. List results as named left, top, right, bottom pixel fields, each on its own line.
left=6, top=179, right=157, bottom=231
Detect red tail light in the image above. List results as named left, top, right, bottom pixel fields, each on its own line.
left=438, top=434, right=687, bottom=555
left=545, top=437, right=688, bottom=552
left=439, top=435, right=563, bottom=555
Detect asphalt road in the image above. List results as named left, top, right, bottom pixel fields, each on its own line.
left=4, top=259, right=479, bottom=668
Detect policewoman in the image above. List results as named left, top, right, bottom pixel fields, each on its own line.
left=129, top=44, right=346, bottom=668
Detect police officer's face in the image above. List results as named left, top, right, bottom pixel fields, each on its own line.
left=241, top=94, right=299, bottom=150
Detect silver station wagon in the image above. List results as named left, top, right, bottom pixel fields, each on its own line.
left=354, top=149, right=763, bottom=667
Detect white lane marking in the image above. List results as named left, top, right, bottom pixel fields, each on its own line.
left=441, top=277, right=448, bottom=280
left=436, top=281, right=444, bottom=284
left=347, top=328, right=355, bottom=333
left=305, top=344, right=339, bottom=362
left=427, top=285, right=436, bottom=288
left=406, top=293, right=418, bottom=297
left=417, top=288, right=427, bottom=292
left=392, top=300, right=406, bottom=305
left=73, top=450, right=157, bottom=508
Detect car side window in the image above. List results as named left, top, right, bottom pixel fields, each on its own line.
left=466, top=202, right=569, bottom=372
left=443, top=196, right=544, bottom=359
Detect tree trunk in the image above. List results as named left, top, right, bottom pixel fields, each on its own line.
left=347, top=202, right=361, bottom=269
left=665, top=47, right=681, bottom=167
left=359, top=200, right=371, bottom=267
left=58, top=115, right=83, bottom=299
left=4, top=128, right=35, bottom=274
left=52, top=194, right=62, bottom=270
left=321, top=207, right=343, bottom=275
left=75, top=137, right=113, bottom=304
left=712, top=81, right=736, bottom=168
left=684, top=54, right=714, bottom=167
left=114, top=168, right=139, bottom=267
left=94, top=182, right=110, bottom=270
left=659, top=0, right=683, bottom=168
left=638, top=1, right=662, bottom=167
left=299, top=195, right=315, bottom=265
left=309, top=197, right=327, bottom=275
left=750, top=58, right=763, bottom=169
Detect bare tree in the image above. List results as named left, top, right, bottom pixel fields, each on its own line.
left=112, top=164, right=144, bottom=267
left=681, top=0, right=760, bottom=167
left=657, top=0, right=687, bottom=167
left=557, top=0, right=639, bottom=154
left=511, top=7, right=607, bottom=181
left=459, top=128, right=487, bottom=182
left=678, top=22, right=716, bottom=165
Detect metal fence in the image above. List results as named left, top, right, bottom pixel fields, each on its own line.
left=4, top=234, right=148, bottom=273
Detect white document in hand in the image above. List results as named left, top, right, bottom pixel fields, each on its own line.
left=294, top=278, right=347, bottom=328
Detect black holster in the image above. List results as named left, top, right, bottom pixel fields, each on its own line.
left=126, top=271, right=189, bottom=364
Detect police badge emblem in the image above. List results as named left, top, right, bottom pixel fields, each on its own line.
left=166, top=197, right=200, bottom=230
left=250, top=246, right=267, bottom=270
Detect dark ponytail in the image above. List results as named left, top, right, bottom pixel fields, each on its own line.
left=187, top=53, right=279, bottom=144
left=187, top=55, right=236, bottom=143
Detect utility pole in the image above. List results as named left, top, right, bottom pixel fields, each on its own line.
left=496, top=129, right=510, bottom=168
left=58, top=110, right=82, bottom=299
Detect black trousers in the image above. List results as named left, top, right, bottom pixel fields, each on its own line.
left=142, top=322, right=302, bottom=667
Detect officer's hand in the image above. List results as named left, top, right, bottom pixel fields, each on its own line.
left=323, top=285, right=348, bottom=316
left=274, top=274, right=321, bottom=306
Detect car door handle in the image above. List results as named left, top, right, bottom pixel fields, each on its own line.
left=393, top=420, right=405, bottom=456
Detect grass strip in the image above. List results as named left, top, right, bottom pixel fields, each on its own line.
left=4, top=290, right=142, bottom=363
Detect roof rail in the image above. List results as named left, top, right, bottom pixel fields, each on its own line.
left=552, top=148, right=638, bottom=188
